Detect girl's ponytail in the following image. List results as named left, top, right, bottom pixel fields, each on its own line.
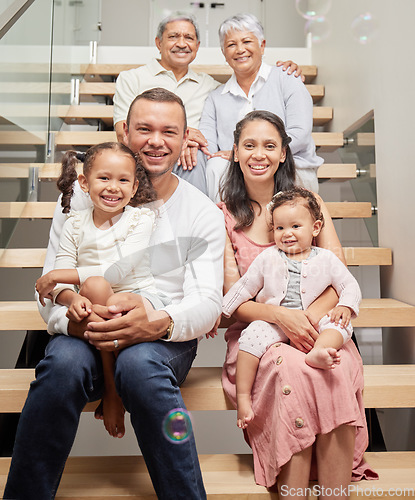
left=57, top=150, right=80, bottom=213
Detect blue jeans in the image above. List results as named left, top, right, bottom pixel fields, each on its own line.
left=4, top=335, right=206, bottom=500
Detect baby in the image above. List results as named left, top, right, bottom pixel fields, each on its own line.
left=222, top=187, right=362, bottom=428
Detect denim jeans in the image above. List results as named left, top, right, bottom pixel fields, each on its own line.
left=4, top=334, right=206, bottom=500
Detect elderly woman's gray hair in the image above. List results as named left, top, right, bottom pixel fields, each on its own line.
left=218, top=13, right=265, bottom=51
left=157, top=12, right=200, bottom=41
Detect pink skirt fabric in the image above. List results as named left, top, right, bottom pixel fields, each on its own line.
left=222, top=321, right=379, bottom=488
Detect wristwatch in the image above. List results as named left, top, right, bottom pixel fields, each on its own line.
left=164, top=317, right=174, bottom=340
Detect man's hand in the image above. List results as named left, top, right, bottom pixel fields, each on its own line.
left=178, top=127, right=210, bottom=170
left=276, top=60, right=305, bottom=82
left=67, top=304, right=116, bottom=340
left=84, top=300, right=170, bottom=351
left=209, top=150, right=232, bottom=161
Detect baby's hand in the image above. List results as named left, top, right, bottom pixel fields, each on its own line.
left=328, top=306, right=352, bottom=328
left=36, top=271, right=58, bottom=306
left=205, top=315, right=222, bottom=339
left=66, top=295, right=92, bottom=322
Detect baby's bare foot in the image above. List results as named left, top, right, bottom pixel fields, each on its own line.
left=305, top=347, right=340, bottom=370
left=237, top=394, right=255, bottom=429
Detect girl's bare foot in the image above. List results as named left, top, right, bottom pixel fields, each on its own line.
left=94, top=400, right=104, bottom=420
left=305, top=347, right=341, bottom=370
left=237, top=394, right=255, bottom=429
left=101, top=392, right=125, bottom=438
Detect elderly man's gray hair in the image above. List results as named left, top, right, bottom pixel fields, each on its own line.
left=157, top=12, right=200, bottom=41
left=219, top=13, right=265, bottom=51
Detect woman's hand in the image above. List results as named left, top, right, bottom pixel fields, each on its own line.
left=273, top=306, right=319, bottom=353
left=36, top=271, right=58, bottom=306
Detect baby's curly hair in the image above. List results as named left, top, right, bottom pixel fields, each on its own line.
left=57, top=142, right=156, bottom=213
left=267, top=186, right=324, bottom=228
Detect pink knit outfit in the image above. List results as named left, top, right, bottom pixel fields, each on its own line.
left=218, top=202, right=378, bottom=487
left=223, top=245, right=361, bottom=356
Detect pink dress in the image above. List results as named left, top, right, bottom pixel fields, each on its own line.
left=218, top=202, right=378, bottom=488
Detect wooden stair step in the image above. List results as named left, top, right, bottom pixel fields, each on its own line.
left=317, top=163, right=357, bottom=180
left=1, top=104, right=333, bottom=128
left=0, top=247, right=392, bottom=269
left=0, top=128, right=338, bottom=149
left=0, top=163, right=81, bottom=179
left=1, top=451, right=411, bottom=499
left=0, top=81, right=324, bottom=101
left=1, top=161, right=354, bottom=181
left=1, top=364, right=414, bottom=414
left=0, top=202, right=57, bottom=218
left=313, top=106, right=333, bottom=126
left=82, top=63, right=318, bottom=83
left=0, top=63, right=317, bottom=83
left=1, top=105, right=113, bottom=127
left=5, top=298, right=412, bottom=331
left=327, top=201, right=372, bottom=218
left=50, top=131, right=342, bottom=149
left=0, top=201, right=372, bottom=220
left=0, top=131, right=46, bottom=146
left=357, top=132, right=375, bottom=147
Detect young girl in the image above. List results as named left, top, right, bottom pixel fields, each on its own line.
left=35, top=142, right=167, bottom=438
left=222, top=187, right=362, bottom=429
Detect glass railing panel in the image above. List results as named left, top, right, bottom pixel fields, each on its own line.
left=0, top=0, right=102, bottom=249
left=48, top=0, right=102, bottom=163
left=0, top=0, right=53, bottom=248
left=340, top=111, right=378, bottom=246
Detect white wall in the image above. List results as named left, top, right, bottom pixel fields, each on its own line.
left=311, top=0, right=415, bottom=450
left=311, top=0, right=415, bottom=300
left=99, top=0, right=306, bottom=47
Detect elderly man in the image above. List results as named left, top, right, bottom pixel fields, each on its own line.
left=4, top=88, right=225, bottom=500
left=113, top=12, right=302, bottom=193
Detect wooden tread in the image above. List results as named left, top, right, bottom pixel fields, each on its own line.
left=0, top=364, right=414, bottom=414
left=0, top=201, right=372, bottom=219
left=0, top=298, right=414, bottom=332
left=0, top=62, right=317, bottom=81
left=1, top=162, right=355, bottom=181
left=1, top=104, right=334, bottom=128
left=0, top=452, right=412, bottom=499
left=0, top=81, right=324, bottom=102
left=0, top=129, right=339, bottom=149
left=82, top=63, right=318, bottom=83
left=317, top=163, right=357, bottom=180
left=0, top=247, right=392, bottom=269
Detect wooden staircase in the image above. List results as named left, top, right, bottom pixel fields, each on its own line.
left=1, top=63, right=415, bottom=498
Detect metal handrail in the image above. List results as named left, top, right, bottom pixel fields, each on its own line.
left=0, top=0, right=35, bottom=39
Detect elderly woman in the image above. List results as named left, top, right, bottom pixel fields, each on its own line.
left=199, top=13, right=322, bottom=201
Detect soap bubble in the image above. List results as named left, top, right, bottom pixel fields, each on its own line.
left=295, top=0, right=331, bottom=19
left=351, top=13, right=378, bottom=45
left=305, top=17, right=331, bottom=43
left=162, top=408, right=193, bottom=444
